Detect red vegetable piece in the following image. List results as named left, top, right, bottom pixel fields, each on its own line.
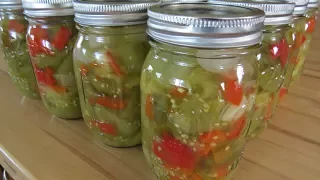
left=223, top=77, right=243, bottom=105
left=30, top=25, right=48, bottom=39
left=80, top=64, right=89, bottom=76
left=8, top=20, right=25, bottom=33
left=51, top=85, right=67, bottom=93
left=153, top=133, right=196, bottom=170
left=290, top=56, right=299, bottom=64
left=145, top=95, right=154, bottom=120
left=195, top=144, right=212, bottom=157
left=226, top=115, right=246, bottom=140
left=294, top=32, right=306, bottom=50
left=106, top=51, right=125, bottom=76
left=214, top=166, right=229, bottom=178
left=52, top=26, right=72, bottom=51
left=96, top=121, right=117, bottom=136
left=93, top=97, right=128, bottom=109
left=28, top=26, right=54, bottom=56
left=169, top=86, right=188, bottom=99
left=269, top=43, right=281, bottom=60
left=306, top=16, right=316, bottom=33
left=27, top=37, right=41, bottom=57
left=279, top=39, right=289, bottom=68
left=279, top=87, right=288, bottom=100
left=199, top=130, right=227, bottom=144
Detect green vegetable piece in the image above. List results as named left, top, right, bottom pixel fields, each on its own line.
left=35, top=53, right=65, bottom=70
left=41, top=86, right=82, bottom=119
left=259, top=65, right=283, bottom=93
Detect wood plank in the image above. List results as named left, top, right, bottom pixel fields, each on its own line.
left=244, top=138, right=320, bottom=180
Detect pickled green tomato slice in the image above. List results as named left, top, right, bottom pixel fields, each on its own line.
left=141, top=43, right=259, bottom=180
left=27, top=19, right=82, bottom=119
left=73, top=26, right=148, bottom=147
left=0, top=14, right=40, bottom=99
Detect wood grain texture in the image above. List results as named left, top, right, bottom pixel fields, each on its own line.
left=0, top=25, right=320, bottom=180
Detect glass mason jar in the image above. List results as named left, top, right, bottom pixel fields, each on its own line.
left=283, top=0, right=309, bottom=87
left=141, top=3, right=265, bottom=180
left=212, top=1, right=295, bottom=139
left=23, top=0, right=82, bottom=119
left=73, top=1, right=154, bottom=147
left=0, top=1, right=40, bottom=99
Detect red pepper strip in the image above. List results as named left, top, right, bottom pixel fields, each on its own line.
left=90, top=120, right=117, bottom=136
left=80, top=64, right=89, bottom=76
left=306, top=16, right=316, bottom=33
left=97, top=121, right=117, bottom=136
left=294, top=32, right=306, bottom=50
left=145, top=95, right=154, bottom=120
left=279, top=39, right=289, bottom=68
left=106, top=51, right=125, bottom=76
left=269, top=43, right=281, bottom=60
left=279, top=87, right=288, bottom=100
left=169, top=86, right=188, bottom=99
left=28, top=26, right=54, bottom=56
left=153, top=133, right=196, bottom=170
left=51, top=85, right=67, bottom=93
left=289, top=55, right=299, bottom=65
left=90, top=96, right=128, bottom=109
left=51, top=26, right=72, bottom=51
left=223, top=77, right=243, bottom=106
left=27, top=36, right=41, bottom=57
left=35, top=67, right=66, bottom=93
left=214, top=166, right=229, bottom=178
left=35, top=67, right=56, bottom=86
left=195, top=144, right=212, bottom=157
left=226, top=115, right=246, bottom=140
left=30, top=25, right=48, bottom=38
left=199, top=130, right=227, bottom=144
left=8, top=20, right=25, bottom=33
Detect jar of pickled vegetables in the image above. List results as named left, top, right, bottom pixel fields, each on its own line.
left=284, top=0, right=309, bottom=86
left=0, top=0, right=40, bottom=99
left=22, top=0, right=82, bottom=119
left=141, top=3, right=265, bottom=180
left=211, top=0, right=295, bottom=139
left=73, top=1, right=155, bottom=147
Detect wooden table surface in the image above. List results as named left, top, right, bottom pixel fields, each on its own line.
left=0, top=27, right=320, bottom=180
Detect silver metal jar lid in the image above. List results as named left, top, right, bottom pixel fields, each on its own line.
left=287, top=0, right=308, bottom=15
left=73, top=0, right=157, bottom=26
left=147, top=2, right=265, bottom=48
left=308, top=0, right=319, bottom=8
left=209, top=0, right=294, bottom=25
left=0, top=0, right=22, bottom=10
left=22, top=0, right=74, bottom=17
